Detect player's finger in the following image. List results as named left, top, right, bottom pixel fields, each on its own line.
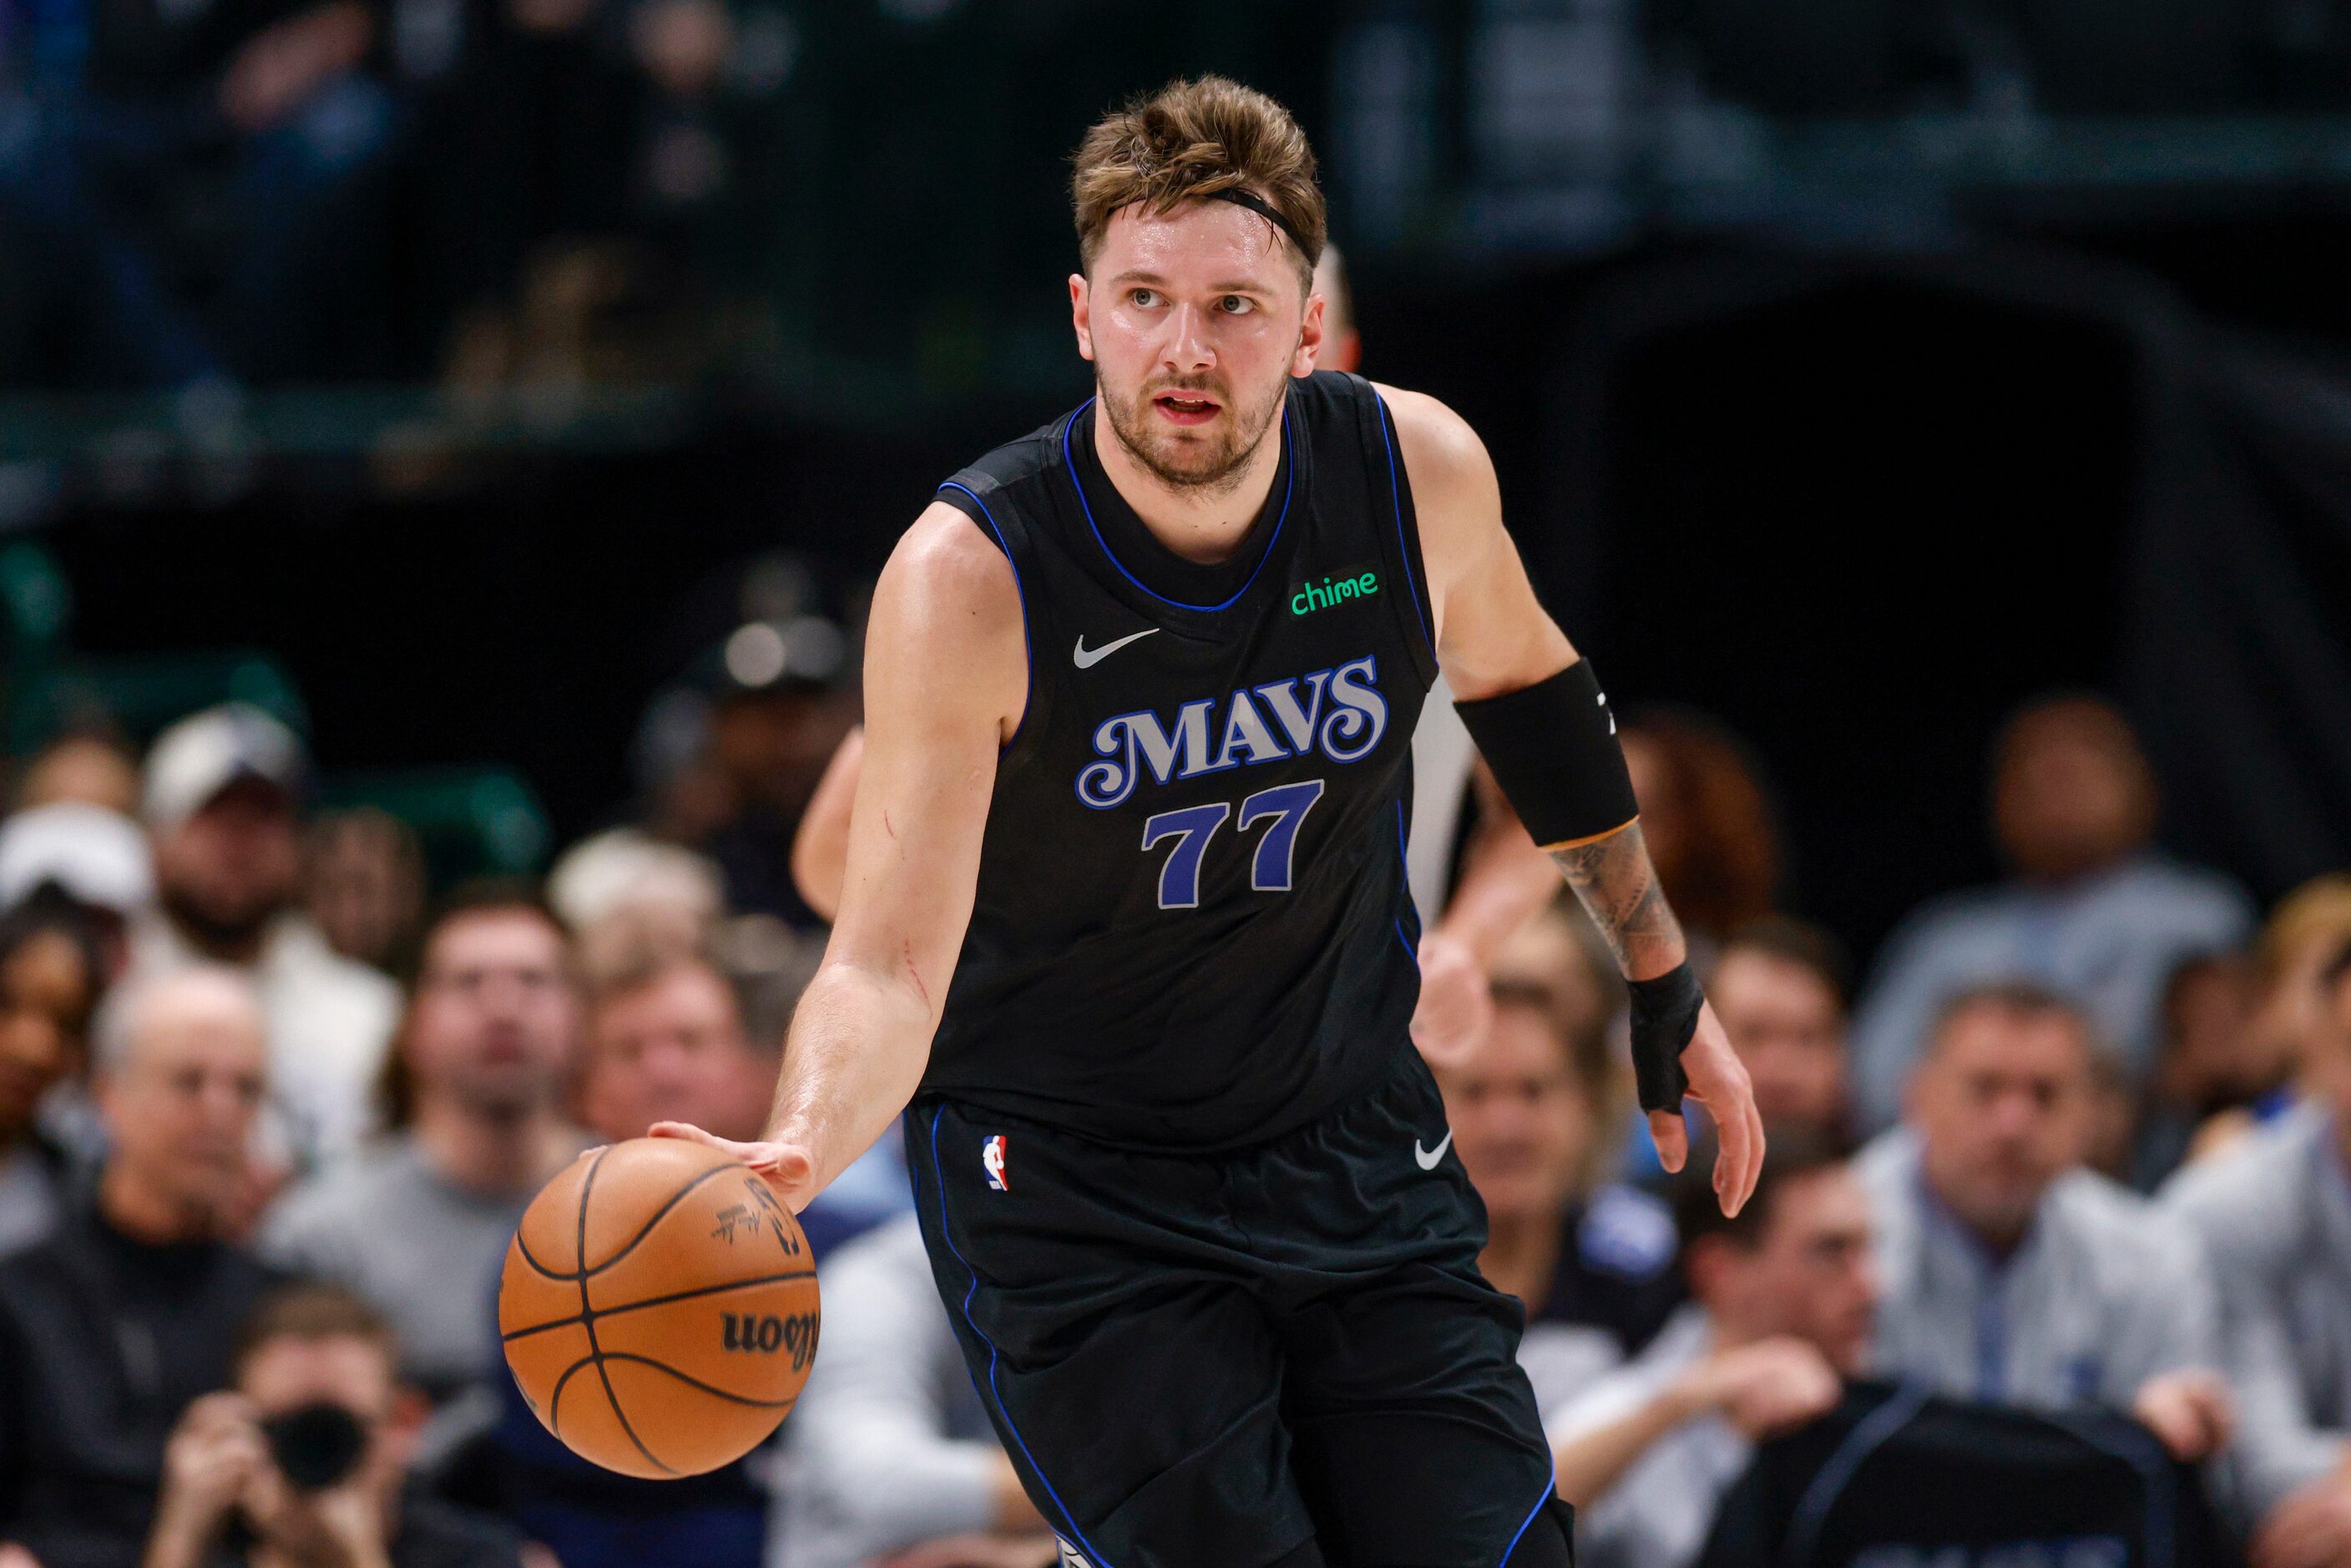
left=1713, top=1100, right=1750, bottom=1215
left=1742, top=1098, right=1768, bottom=1213
left=647, top=1120, right=721, bottom=1148
left=1649, top=1110, right=1686, bottom=1173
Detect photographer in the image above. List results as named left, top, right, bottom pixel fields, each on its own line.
left=144, top=1284, right=522, bottom=1568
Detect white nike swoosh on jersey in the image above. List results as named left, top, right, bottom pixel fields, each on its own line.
left=1414, top=1130, right=1454, bottom=1170
left=1072, top=629, right=1159, bottom=669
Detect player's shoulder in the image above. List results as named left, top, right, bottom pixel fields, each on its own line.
left=939, top=409, right=1076, bottom=515
left=1366, top=380, right=1496, bottom=522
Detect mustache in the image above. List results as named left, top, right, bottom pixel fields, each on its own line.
left=1141, top=377, right=1227, bottom=402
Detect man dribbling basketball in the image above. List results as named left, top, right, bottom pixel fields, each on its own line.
left=659, top=77, right=1762, bottom=1568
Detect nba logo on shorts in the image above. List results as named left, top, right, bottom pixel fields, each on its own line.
left=982, top=1135, right=1010, bottom=1191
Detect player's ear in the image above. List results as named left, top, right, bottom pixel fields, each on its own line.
left=1069, top=274, right=1095, bottom=362
left=1291, top=289, right=1324, bottom=378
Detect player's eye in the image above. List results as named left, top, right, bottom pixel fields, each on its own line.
left=1130, top=287, right=1161, bottom=308
left=1219, top=295, right=1255, bottom=315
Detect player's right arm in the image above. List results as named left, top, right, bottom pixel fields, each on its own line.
left=655, top=503, right=1025, bottom=1210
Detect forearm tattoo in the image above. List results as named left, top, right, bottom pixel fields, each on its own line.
left=1548, top=822, right=1687, bottom=978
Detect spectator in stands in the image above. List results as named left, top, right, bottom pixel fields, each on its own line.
left=0, top=967, right=282, bottom=1568
left=1617, top=710, right=1782, bottom=963
left=1706, top=918, right=1853, bottom=1146
left=264, top=887, right=587, bottom=1406
left=775, top=1213, right=1050, bottom=1568
left=2165, top=937, right=2351, bottom=1565
left=2129, top=950, right=2263, bottom=1189
left=449, top=941, right=778, bottom=1568
left=1850, top=695, right=2252, bottom=1131
left=549, top=834, right=726, bottom=991
left=15, top=733, right=141, bottom=819
left=305, top=809, right=427, bottom=979
left=2248, top=875, right=2351, bottom=1101
left=1431, top=910, right=1681, bottom=1412
left=0, top=899, right=107, bottom=1254
left=580, top=943, right=769, bottom=1144
left=131, top=705, right=400, bottom=1170
left=1545, top=1130, right=1873, bottom=1568
left=1858, top=982, right=2234, bottom=1462
left=0, top=0, right=396, bottom=389
left=0, top=802, right=151, bottom=975
left=144, top=1283, right=524, bottom=1568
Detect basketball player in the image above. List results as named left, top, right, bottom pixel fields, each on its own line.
left=783, top=244, right=1558, bottom=1067
left=660, top=78, right=1761, bottom=1568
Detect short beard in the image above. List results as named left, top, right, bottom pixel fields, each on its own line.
left=1099, top=369, right=1287, bottom=501
left=160, top=883, right=281, bottom=959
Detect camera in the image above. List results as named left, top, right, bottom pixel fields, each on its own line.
left=259, top=1402, right=367, bottom=1491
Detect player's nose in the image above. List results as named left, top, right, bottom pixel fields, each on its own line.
left=1161, top=303, right=1216, bottom=372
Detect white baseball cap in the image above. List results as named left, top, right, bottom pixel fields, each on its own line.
left=141, top=703, right=310, bottom=831
left=0, top=802, right=155, bottom=914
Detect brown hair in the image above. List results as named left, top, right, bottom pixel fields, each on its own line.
left=1619, top=708, right=1783, bottom=938
left=1717, top=915, right=1853, bottom=1007
left=235, top=1282, right=397, bottom=1376
left=1071, top=76, right=1326, bottom=291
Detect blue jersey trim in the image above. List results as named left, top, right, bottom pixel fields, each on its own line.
left=1060, top=397, right=1296, bottom=614
left=938, top=480, right=1032, bottom=751
left=1497, top=1484, right=1556, bottom=1565
left=1372, top=391, right=1438, bottom=670
left=1394, top=800, right=1420, bottom=968
left=1504, top=1495, right=1560, bottom=1560
left=925, top=1106, right=1115, bottom=1568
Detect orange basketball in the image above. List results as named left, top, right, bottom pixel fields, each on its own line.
left=498, top=1137, right=820, bottom=1478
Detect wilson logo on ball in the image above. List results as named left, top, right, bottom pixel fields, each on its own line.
left=721, top=1310, right=820, bottom=1370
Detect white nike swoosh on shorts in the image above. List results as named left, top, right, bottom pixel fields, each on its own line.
left=1414, top=1130, right=1454, bottom=1170
left=1072, top=629, right=1158, bottom=668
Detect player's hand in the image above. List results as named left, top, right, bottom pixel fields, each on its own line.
left=2253, top=1474, right=2351, bottom=1568
left=647, top=1122, right=820, bottom=1214
left=1409, top=930, right=1493, bottom=1068
left=2131, top=1369, right=2236, bottom=1462
left=1678, top=1338, right=1842, bottom=1440
left=1651, top=1001, right=1762, bottom=1216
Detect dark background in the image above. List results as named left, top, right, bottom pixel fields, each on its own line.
left=13, top=0, right=2351, bottom=967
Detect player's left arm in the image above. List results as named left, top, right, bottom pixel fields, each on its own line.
left=1378, top=382, right=1762, bottom=1215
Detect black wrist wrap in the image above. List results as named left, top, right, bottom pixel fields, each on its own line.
left=1627, top=962, right=1703, bottom=1112
left=1452, top=660, right=1639, bottom=850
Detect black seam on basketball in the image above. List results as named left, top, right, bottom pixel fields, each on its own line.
left=547, top=1355, right=594, bottom=1439
left=512, top=1226, right=567, bottom=1282
left=574, top=1149, right=678, bottom=1476
left=579, top=1161, right=741, bottom=1277
left=501, top=1267, right=818, bottom=1343
left=594, top=1352, right=805, bottom=1408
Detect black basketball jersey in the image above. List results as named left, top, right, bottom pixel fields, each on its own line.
left=925, top=369, right=1439, bottom=1151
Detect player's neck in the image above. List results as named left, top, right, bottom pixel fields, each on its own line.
left=1093, top=401, right=1285, bottom=565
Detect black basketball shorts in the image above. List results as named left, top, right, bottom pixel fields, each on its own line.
left=905, top=1050, right=1569, bottom=1568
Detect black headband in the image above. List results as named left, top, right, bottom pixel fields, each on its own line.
left=1203, top=187, right=1318, bottom=266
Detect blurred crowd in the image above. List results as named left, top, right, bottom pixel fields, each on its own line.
left=0, top=0, right=793, bottom=392
left=0, top=225, right=2333, bottom=1568
left=0, top=632, right=2338, bottom=1568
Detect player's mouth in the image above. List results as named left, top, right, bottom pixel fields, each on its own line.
left=1151, top=391, right=1222, bottom=425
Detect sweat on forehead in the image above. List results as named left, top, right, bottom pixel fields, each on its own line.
left=1091, top=197, right=1314, bottom=294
